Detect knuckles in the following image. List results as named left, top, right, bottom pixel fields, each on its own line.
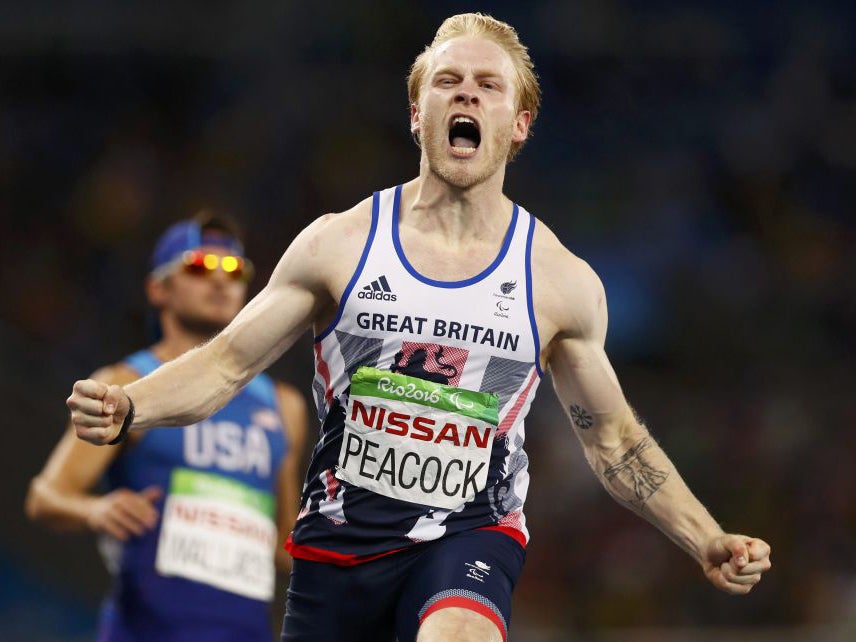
left=72, top=379, right=91, bottom=395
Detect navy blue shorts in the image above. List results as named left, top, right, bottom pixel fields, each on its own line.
left=281, top=529, right=525, bottom=642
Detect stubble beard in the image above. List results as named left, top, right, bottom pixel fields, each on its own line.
left=422, top=119, right=513, bottom=190
left=172, top=308, right=232, bottom=340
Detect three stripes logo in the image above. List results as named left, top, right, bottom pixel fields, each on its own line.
left=358, top=274, right=398, bottom=301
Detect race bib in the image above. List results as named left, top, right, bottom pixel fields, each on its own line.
left=155, top=468, right=277, bottom=601
left=336, top=367, right=499, bottom=510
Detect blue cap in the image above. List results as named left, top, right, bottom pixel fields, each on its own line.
left=150, top=219, right=245, bottom=273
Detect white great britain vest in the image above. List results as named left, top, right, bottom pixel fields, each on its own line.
left=286, top=184, right=543, bottom=565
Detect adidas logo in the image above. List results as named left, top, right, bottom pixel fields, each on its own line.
left=358, top=275, right=397, bottom=301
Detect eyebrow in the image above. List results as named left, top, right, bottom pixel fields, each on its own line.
left=432, top=66, right=506, bottom=83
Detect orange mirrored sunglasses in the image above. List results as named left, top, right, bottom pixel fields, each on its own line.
left=156, top=250, right=254, bottom=282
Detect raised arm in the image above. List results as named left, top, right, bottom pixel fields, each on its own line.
left=68, top=211, right=352, bottom=445
left=539, top=240, right=771, bottom=594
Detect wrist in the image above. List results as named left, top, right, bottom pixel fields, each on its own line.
left=662, top=509, right=725, bottom=566
left=108, top=395, right=135, bottom=445
left=691, top=525, right=727, bottom=566
left=81, top=495, right=104, bottom=532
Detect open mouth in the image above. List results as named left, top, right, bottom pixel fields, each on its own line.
left=448, top=116, right=481, bottom=155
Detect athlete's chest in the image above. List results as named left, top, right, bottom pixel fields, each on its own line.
left=325, top=240, right=512, bottom=311
left=395, top=229, right=510, bottom=282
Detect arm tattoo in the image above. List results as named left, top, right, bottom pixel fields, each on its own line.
left=603, top=437, right=670, bottom=510
left=569, top=404, right=594, bottom=429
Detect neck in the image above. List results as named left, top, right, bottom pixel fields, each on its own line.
left=404, top=160, right=511, bottom=243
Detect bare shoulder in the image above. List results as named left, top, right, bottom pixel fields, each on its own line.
left=275, top=195, right=375, bottom=292
left=530, top=218, right=606, bottom=342
left=274, top=380, right=307, bottom=411
left=91, top=362, right=142, bottom=387
left=273, top=381, right=308, bottom=446
left=300, top=195, right=375, bottom=261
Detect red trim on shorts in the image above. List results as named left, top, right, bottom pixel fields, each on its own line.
left=287, top=525, right=526, bottom=567
left=313, top=342, right=333, bottom=406
left=419, top=596, right=506, bottom=642
left=477, top=525, right=528, bottom=549
left=285, top=535, right=404, bottom=566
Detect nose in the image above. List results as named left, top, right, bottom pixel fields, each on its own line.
left=208, top=276, right=227, bottom=292
left=454, top=90, right=479, bottom=106
left=208, top=266, right=232, bottom=286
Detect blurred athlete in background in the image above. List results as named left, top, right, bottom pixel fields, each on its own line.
left=66, top=14, right=771, bottom=642
left=28, top=212, right=307, bottom=642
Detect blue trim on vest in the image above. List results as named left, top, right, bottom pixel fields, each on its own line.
left=391, top=183, right=519, bottom=289
left=124, top=350, right=161, bottom=377
left=314, top=192, right=380, bottom=342
left=244, top=375, right=277, bottom=407
left=525, top=214, right=544, bottom=378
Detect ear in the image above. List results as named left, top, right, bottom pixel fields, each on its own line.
left=410, top=102, right=421, bottom=144
left=145, top=275, right=168, bottom=309
left=511, top=110, right=531, bottom=144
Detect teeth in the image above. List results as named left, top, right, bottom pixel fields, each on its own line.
left=451, top=146, right=477, bottom=155
left=452, top=116, right=476, bottom=126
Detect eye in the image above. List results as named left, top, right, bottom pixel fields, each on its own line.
left=481, top=81, right=500, bottom=91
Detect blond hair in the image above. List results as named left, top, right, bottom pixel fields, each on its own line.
left=407, top=13, right=541, bottom=161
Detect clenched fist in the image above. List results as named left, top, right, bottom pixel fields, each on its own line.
left=67, top=379, right=132, bottom=445
left=702, top=534, right=772, bottom=595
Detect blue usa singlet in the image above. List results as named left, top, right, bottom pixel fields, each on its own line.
left=97, top=350, right=288, bottom=642
left=287, top=184, right=542, bottom=565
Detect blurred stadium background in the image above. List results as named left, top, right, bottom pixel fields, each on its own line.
left=1, top=1, right=854, bottom=640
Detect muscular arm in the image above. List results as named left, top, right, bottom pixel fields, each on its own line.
left=549, top=333, right=723, bottom=564
left=69, top=210, right=364, bottom=444
left=538, top=231, right=770, bottom=593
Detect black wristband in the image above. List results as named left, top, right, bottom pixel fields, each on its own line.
left=108, top=396, right=135, bottom=446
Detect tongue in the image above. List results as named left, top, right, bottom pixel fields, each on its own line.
left=452, top=136, right=477, bottom=149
